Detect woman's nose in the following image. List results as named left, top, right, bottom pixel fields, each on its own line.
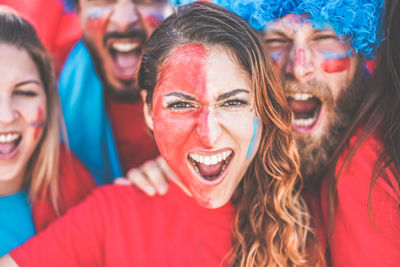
left=0, top=95, right=17, bottom=124
left=196, top=107, right=222, bottom=147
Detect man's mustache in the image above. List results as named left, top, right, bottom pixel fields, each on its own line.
left=103, top=30, right=147, bottom=46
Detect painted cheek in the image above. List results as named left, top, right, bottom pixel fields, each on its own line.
left=320, top=51, right=350, bottom=73
left=144, top=13, right=164, bottom=30
left=152, top=44, right=208, bottom=187
left=29, top=107, right=45, bottom=140
left=83, top=7, right=112, bottom=38
left=246, top=118, right=260, bottom=160
left=321, top=58, right=350, bottom=73
left=270, top=52, right=283, bottom=70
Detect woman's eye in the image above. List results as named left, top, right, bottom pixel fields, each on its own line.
left=221, top=99, right=248, bottom=108
left=166, top=101, right=194, bottom=111
left=13, top=90, right=38, bottom=97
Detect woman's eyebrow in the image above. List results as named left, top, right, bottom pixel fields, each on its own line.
left=217, top=89, right=250, bottom=101
left=16, top=80, right=43, bottom=87
left=165, top=92, right=196, bottom=101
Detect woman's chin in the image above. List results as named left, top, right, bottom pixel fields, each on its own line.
left=192, top=191, right=230, bottom=209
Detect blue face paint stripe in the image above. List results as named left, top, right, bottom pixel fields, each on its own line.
left=322, top=51, right=351, bottom=60
left=270, top=52, right=283, bottom=61
left=29, top=121, right=45, bottom=127
left=246, top=118, right=260, bottom=160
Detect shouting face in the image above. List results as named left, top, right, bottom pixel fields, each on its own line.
left=0, top=44, right=47, bottom=195
left=144, top=44, right=261, bottom=208
left=264, top=14, right=363, bottom=180
left=77, top=0, right=171, bottom=100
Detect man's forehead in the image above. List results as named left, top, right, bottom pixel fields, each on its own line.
left=265, top=14, right=336, bottom=38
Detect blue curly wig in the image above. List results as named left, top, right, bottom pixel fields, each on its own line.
left=170, top=0, right=385, bottom=58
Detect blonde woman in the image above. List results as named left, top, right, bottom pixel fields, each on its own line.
left=0, top=6, right=95, bottom=255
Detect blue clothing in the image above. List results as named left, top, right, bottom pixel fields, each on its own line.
left=58, top=40, right=123, bottom=184
left=0, top=191, right=35, bottom=256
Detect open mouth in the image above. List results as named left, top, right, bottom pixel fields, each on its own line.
left=188, top=150, right=233, bottom=183
left=287, top=93, right=322, bottom=131
left=0, top=132, right=21, bottom=159
left=108, top=39, right=143, bottom=81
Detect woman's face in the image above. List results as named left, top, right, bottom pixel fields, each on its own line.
left=144, top=44, right=262, bottom=208
left=0, top=44, right=47, bottom=195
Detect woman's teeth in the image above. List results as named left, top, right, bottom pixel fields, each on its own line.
left=0, top=133, right=20, bottom=143
left=189, top=150, right=232, bottom=165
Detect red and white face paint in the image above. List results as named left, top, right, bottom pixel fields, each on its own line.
left=78, top=0, right=172, bottom=97
left=264, top=13, right=358, bottom=142
left=0, top=44, right=47, bottom=195
left=145, top=44, right=261, bottom=208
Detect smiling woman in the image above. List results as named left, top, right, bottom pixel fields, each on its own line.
left=1, top=2, right=322, bottom=266
left=0, top=6, right=96, bottom=256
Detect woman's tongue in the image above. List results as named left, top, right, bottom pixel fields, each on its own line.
left=113, top=52, right=140, bottom=80
left=197, top=161, right=224, bottom=180
left=0, top=143, right=16, bottom=155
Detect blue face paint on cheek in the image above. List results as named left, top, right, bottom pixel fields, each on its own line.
left=29, top=121, right=45, bottom=127
left=322, top=51, right=350, bottom=60
left=270, top=52, right=283, bottom=61
left=246, top=118, right=260, bottom=160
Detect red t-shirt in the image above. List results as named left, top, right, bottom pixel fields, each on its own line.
left=32, top=145, right=97, bottom=232
left=321, top=132, right=400, bottom=267
left=11, top=183, right=235, bottom=266
left=107, top=98, right=159, bottom=173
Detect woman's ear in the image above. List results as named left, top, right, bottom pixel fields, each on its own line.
left=141, top=90, right=154, bottom=131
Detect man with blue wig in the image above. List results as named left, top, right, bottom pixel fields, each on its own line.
left=170, top=1, right=399, bottom=266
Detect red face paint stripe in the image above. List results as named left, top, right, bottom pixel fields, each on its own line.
left=321, top=58, right=350, bottom=73
left=145, top=14, right=163, bottom=29
left=295, top=48, right=305, bottom=67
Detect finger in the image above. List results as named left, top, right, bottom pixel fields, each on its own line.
left=126, top=169, right=156, bottom=196
left=140, top=159, right=169, bottom=195
left=113, top=177, right=132, bottom=185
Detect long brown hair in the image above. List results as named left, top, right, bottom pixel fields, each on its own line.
left=324, top=0, right=400, bottom=234
left=0, top=7, right=61, bottom=211
left=138, top=2, right=323, bottom=266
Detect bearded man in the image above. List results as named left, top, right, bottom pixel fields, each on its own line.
left=217, top=1, right=399, bottom=266
left=58, top=0, right=173, bottom=192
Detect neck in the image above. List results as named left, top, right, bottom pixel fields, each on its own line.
left=0, top=174, right=24, bottom=196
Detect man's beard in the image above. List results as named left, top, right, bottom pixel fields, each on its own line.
left=284, top=62, right=367, bottom=184
left=83, top=30, right=147, bottom=102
